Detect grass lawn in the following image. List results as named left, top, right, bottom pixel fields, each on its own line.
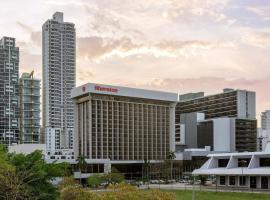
left=173, top=190, right=270, bottom=200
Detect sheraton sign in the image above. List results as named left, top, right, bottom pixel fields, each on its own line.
left=94, top=85, right=118, bottom=93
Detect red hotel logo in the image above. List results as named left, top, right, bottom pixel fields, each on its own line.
left=94, top=85, right=118, bottom=93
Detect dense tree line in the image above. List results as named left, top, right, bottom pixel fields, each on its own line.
left=0, top=145, right=69, bottom=200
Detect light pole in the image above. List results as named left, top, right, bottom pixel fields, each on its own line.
left=238, top=160, right=247, bottom=188
left=192, top=175, right=196, bottom=200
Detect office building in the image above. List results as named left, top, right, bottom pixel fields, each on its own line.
left=261, top=110, right=270, bottom=130
left=179, top=92, right=204, bottom=102
left=176, top=89, right=257, bottom=152
left=176, top=112, right=205, bottom=148
left=0, top=37, right=19, bottom=145
left=42, top=12, right=76, bottom=149
left=257, top=110, right=270, bottom=151
left=177, top=89, right=256, bottom=120
left=193, top=142, right=270, bottom=189
left=71, top=83, right=178, bottom=172
left=19, top=71, right=41, bottom=143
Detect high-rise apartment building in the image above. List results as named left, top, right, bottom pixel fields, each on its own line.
left=42, top=12, right=76, bottom=149
left=19, top=71, right=41, bottom=144
left=261, top=110, right=270, bottom=130
left=176, top=89, right=257, bottom=152
left=0, top=37, right=19, bottom=145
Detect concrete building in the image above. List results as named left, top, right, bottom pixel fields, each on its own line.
left=45, top=149, right=74, bottom=161
left=257, top=128, right=270, bottom=152
left=197, top=118, right=236, bottom=152
left=258, top=111, right=270, bottom=151
left=179, top=92, right=204, bottom=102
left=45, top=127, right=61, bottom=151
left=193, top=143, right=270, bottom=189
left=71, top=83, right=178, bottom=173
left=19, top=71, right=41, bottom=143
left=176, top=89, right=257, bottom=152
left=42, top=12, right=76, bottom=149
left=9, top=144, right=46, bottom=155
left=261, top=110, right=270, bottom=130
left=176, top=112, right=205, bottom=149
left=0, top=37, right=19, bottom=145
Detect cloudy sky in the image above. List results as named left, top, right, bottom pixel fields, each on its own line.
left=1, top=0, right=270, bottom=123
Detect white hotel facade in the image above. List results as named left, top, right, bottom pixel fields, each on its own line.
left=71, top=83, right=178, bottom=166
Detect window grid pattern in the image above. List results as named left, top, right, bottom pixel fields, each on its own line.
left=77, top=95, right=172, bottom=161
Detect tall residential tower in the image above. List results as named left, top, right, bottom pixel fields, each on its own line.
left=42, top=12, right=76, bottom=149
left=0, top=37, right=19, bottom=145
left=19, top=71, right=41, bottom=144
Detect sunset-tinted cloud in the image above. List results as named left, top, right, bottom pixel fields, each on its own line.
left=1, top=0, right=270, bottom=123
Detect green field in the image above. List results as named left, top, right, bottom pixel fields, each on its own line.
left=174, top=190, right=270, bottom=200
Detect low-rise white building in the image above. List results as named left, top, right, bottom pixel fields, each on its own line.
left=9, top=144, right=46, bottom=154
left=45, top=149, right=75, bottom=162
left=193, top=143, right=270, bottom=189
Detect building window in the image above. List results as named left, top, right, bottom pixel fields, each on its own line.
left=229, top=176, right=235, bottom=186
left=239, top=176, right=246, bottom=186
left=219, top=176, right=226, bottom=185
left=218, top=159, right=229, bottom=167
left=260, top=158, right=270, bottom=167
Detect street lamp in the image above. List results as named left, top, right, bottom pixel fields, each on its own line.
left=238, top=160, right=247, bottom=187
left=192, top=175, right=196, bottom=200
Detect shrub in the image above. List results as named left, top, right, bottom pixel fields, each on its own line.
left=60, top=187, right=101, bottom=200
left=103, top=184, right=176, bottom=200
left=104, top=172, right=125, bottom=184
left=87, top=174, right=105, bottom=188
left=60, top=183, right=176, bottom=200
left=59, top=176, right=80, bottom=191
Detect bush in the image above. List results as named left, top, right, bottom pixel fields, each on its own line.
left=102, top=168, right=125, bottom=185
left=102, top=185, right=176, bottom=200
left=87, top=174, right=105, bottom=188
left=60, top=187, right=101, bottom=200
left=104, top=172, right=125, bottom=184
left=59, top=177, right=80, bottom=191
left=60, top=183, right=176, bottom=200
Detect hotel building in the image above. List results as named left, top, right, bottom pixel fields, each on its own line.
left=71, top=83, right=178, bottom=170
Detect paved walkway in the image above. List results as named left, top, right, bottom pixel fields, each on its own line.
left=139, top=183, right=270, bottom=194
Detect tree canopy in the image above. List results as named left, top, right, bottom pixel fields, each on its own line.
left=0, top=145, right=70, bottom=200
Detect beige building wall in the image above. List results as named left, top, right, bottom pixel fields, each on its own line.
left=73, top=94, right=176, bottom=162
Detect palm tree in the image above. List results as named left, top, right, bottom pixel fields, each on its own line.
left=76, top=155, right=87, bottom=184
left=167, top=151, right=176, bottom=181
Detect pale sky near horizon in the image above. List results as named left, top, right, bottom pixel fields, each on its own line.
left=1, top=0, right=270, bottom=124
